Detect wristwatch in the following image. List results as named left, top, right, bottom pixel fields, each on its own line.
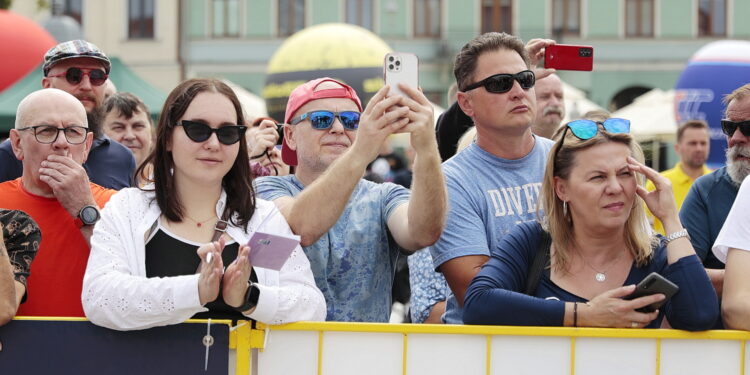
left=235, top=280, right=260, bottom=312
left=664, top=228, right=690, bottom=245
left=74, top=205, right=101, bottom=228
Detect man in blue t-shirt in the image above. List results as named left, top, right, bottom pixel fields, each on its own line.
left=429, top=33, right=557, bottom=323
left=681, top=83, right=750, bottom=296
left=255, top=77, right=447, bottom=322
left=0, top=40, right=134, bottom=190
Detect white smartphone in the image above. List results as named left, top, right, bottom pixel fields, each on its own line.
left=384, top=52, right=419, bottom=97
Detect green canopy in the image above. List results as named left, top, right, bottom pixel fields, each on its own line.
left=0, top=57, right=165, bottom=136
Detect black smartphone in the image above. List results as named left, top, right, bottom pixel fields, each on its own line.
left=624, top=272, right=679, bottom=313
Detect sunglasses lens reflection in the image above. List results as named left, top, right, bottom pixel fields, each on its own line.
left=309, top=111, right=335, bottom=129
left=64, top=68, right=108, bottom=86
left=567, top=120, right=597, bottom=139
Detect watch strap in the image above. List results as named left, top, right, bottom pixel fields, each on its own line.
left=235, top=280, right=260, bottom=312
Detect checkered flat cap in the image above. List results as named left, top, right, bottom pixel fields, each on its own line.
left=43, top=40, right=111, bottom=76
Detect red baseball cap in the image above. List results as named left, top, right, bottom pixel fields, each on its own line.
left=282, top=77, right=363, bottom=166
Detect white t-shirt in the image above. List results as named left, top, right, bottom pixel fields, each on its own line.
left=712, top=175, right=750, bottom=263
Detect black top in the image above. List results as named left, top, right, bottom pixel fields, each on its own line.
left=435, top=101, right=474, bottom=162
left=146, top=229, right=248, bottom=321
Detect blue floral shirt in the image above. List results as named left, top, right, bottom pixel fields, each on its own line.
left=408, top=247, right=449, bottom=323
left=255, top=175, right=409, bottom=322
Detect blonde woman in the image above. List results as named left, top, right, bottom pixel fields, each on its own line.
left=464, top=119, right=718, bottom=330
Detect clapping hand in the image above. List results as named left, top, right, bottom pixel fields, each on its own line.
left=197, top=238, right=225, bottom=305
left=222, top=244, right=254, bottom=311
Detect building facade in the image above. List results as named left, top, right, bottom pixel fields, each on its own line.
left=11, top=0, right=750, bottom=110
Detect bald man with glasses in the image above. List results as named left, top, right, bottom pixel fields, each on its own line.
left=0, top=88, right=116, bottom=317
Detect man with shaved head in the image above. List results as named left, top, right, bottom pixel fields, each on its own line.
left=0, top=88, right=116, bottom=317
left=255, top=78, right=447, bottom=322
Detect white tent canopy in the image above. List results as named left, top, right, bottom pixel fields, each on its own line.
left=223, top=80, right=268, bottom=124
left=561, top=81, right=605, bottom=123
left=612, top=88, right=678, bottom=142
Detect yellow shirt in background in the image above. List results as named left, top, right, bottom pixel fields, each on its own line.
left=645, top=162, right=712, bottom=235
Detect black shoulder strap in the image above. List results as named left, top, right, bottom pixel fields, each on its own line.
left=524, top=230, right=551, bottom=296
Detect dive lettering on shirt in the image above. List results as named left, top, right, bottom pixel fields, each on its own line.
left=487, top=182, right=542, bottom=217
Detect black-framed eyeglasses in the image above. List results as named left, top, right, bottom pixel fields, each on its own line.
left=721, top=120, right=750, bottom=137
left=178, top=120, right=247, bottom=145
left=47, top=67, right=108, bottom=86
left=552, top=118, right=631, bottom=171
left=16, top=125, right=89, bottom=144
left=289, top=110, right=360, bottom=131
left=462, top=70, right=536, bottom=93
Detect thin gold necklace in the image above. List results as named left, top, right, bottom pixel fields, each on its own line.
left=183, top=213, right=217, bottom=228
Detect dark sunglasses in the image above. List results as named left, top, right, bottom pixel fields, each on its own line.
left=290, top=110, right=360, bottom=130
left=553, top=118, right=631, bottom=171
left=463, top=70, right=536, bottom=93
left=47, top=67, right=108, bottom=86
left=721, top=120, right=750, bottom=137
left=178, top=120, right=247, bottom=145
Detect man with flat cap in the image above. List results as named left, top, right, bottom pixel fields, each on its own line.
left=0, top=40, right=135, bottom=189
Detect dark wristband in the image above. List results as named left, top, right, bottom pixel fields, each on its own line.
left=235, top=280, right=260, bottom=312
left=573, top=302, right=578, bottom=327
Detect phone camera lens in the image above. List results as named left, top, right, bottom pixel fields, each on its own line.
left=389, top=64, right=394, bottom=70
left=395, top=60, right=401, bottom=66
left=389, top=56, right=394, bottom=62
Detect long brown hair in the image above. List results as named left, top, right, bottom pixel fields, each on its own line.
left=538, top=126, right=657, bottom=274
left=136, top=78, right=255, bottom=229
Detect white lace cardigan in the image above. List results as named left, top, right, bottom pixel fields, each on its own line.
left=82, top=187, right=326, bottom=331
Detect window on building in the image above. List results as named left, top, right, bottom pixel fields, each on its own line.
left=212, top=0, right=240, bottom=37
left=698, top=0, right=726, bottom=37
left=552, top=0, right=580, bottom=36
left=625, top=0, right=653, bottom=37
left=128, top=0, right=155, bottom=39
left=278, top=0, right=305, bottom=36
left=346, top=0, right=374, bottom=30
left=481, top=0, right=512, bottom=34
left=413, top=0, right=441, bottom=37
left=52, top=0, right=82, bottom=25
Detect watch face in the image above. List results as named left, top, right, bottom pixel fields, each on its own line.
left=80, top=206, right=100, bottom=225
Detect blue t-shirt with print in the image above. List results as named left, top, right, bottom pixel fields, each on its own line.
left=430, top=137, right=554, bottom=324
left=255, top=175, right=409, bottom=322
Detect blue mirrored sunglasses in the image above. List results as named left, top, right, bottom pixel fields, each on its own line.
left=565, top=118, right=631, bottom=139
left=289, top=110, right=360, bottom=130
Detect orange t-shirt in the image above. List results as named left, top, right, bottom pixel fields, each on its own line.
left=0, top=178, right=116, bottom=317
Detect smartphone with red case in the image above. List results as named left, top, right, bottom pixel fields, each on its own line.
left=544, top=44, right=594, bottom=71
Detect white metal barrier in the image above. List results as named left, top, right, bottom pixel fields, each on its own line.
left=249, top=322, right=749, bottom=375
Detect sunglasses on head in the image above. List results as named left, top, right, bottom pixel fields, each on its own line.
left=463, top=70, right=535, bottom=93
left=553, top=118, right=631, bottom=171
left=47, top=67, right=108, bottom=86
left=178, top=120, right=247, bottom=145
left=564, top=118, right=631, bottom=140
left=290, top=110, right=360, bottom=130
left=721, top=120, right=750, bottom=137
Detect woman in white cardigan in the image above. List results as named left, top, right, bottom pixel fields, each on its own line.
left=83, top=78, right=326, bottom=330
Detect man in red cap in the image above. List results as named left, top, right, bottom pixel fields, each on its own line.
left=255, top=78, right=447, bottom=322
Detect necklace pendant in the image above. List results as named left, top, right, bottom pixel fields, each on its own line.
left=197, top=223, right=202, bottom=227
left=595, top=273, right=606, bottom=282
